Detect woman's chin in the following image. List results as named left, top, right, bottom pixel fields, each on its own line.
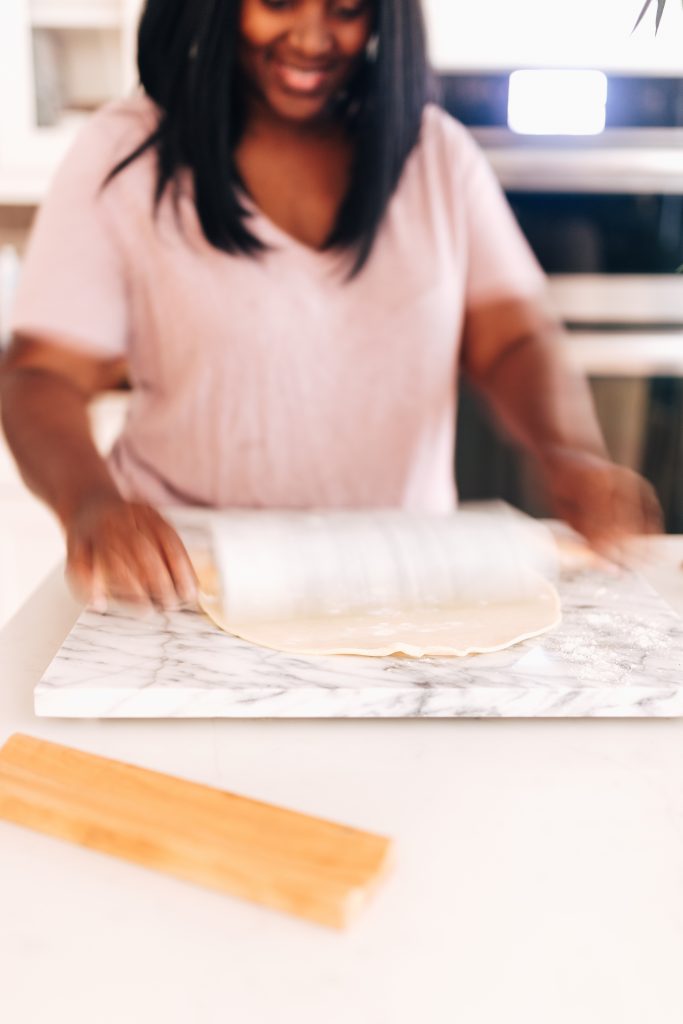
left=264, top=88, right=334, bottom=125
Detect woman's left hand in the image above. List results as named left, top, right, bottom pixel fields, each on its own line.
left=539, top=447, right=663, bottom=551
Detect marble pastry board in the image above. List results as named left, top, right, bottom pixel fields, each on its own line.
left=34, top=512, right=683, bottom=719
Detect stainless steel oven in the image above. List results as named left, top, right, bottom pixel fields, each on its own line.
left=442, top=72, right=683, bottom=527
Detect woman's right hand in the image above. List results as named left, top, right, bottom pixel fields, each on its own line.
left=65, top=496, right=199, bottom=612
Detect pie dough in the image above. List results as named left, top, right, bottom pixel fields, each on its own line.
left=197, top=509, right=562, bottom=658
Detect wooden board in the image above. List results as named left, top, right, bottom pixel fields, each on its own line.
left=0, top=734, right=393, bottom=929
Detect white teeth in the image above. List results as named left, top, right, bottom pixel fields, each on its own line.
left=277, top=64, right=327, bottom=93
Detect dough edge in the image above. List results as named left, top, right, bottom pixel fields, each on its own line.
left=198, top=580, right=562, bottom=659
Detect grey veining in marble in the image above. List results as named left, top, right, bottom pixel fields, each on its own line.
left=35, top=522, right=683, bottom=718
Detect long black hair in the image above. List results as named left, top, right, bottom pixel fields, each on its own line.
left=106, top=0, right=430, bottom=275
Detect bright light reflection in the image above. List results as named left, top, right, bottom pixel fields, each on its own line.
left=508, top=69, right=608, bottom=136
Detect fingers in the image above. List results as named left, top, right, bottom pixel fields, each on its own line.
left=89, top=562, right=109, bottom=613
left=68, top=539, right=158, bottom=611
left=66, top=503, right=197, bottom=612
left=152, top=517, right=199, bottom=606
left=609, top=471, right=662, bottom=543
left=549, top=457, right=662, bottom=555
left=98, top=535, right=174, bottom=609
left=554, top=478, right=613, bottom=549
left=638, top=478, right=663, bottom=536
left=66, top=536, right=95, bottom=604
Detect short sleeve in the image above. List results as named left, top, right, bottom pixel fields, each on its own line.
left=10, top=105, right=136, bottom=358
left=453, top=120, right=546, bottom=308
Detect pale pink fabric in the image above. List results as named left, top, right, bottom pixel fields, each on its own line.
left=11, top=95, right=545, bottom=511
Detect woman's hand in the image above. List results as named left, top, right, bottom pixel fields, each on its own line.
left=65, top=496, right=198, bottom=611
left=540, top=447, right=662, bottom=551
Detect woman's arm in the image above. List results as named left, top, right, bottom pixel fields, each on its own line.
left=461, top=297, right=662, bottom=546
left=0, top=335, right=197, bottom=608
left=1, top=334, right=125, bottom=522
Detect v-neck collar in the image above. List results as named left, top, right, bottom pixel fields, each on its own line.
left=178, top=171, right=350, bottom=275
left=238, top=187, right=346, bottom=268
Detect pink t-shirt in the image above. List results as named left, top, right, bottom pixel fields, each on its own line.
left=11, top=95, right=545, bottom=511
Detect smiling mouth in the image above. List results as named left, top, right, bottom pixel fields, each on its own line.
left=272, top=60, right=336, bottom=96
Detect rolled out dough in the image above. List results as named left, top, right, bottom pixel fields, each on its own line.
left=199, top=583, right=561, bottom=657
left=195, top=509, right=562, bottom=658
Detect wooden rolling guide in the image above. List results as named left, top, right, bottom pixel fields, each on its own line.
left=0, top=734, right=393, bottom=929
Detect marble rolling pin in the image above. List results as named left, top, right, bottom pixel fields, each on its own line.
left=0, top=735, right=393, bottom=929
left=201, top=506, right=561, bottom=657
left=209, top=507, right=558, bottom=621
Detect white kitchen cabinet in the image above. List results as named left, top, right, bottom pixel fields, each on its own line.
left=0, top=0, right=142, bottom=204
left=424, top=0, right=683, bottom=74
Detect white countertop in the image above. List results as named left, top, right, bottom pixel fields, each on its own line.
left=2, top=546, right=683, bottom=1023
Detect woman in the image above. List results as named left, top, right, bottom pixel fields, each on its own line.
left=0, top=0, right=659, bottom=610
